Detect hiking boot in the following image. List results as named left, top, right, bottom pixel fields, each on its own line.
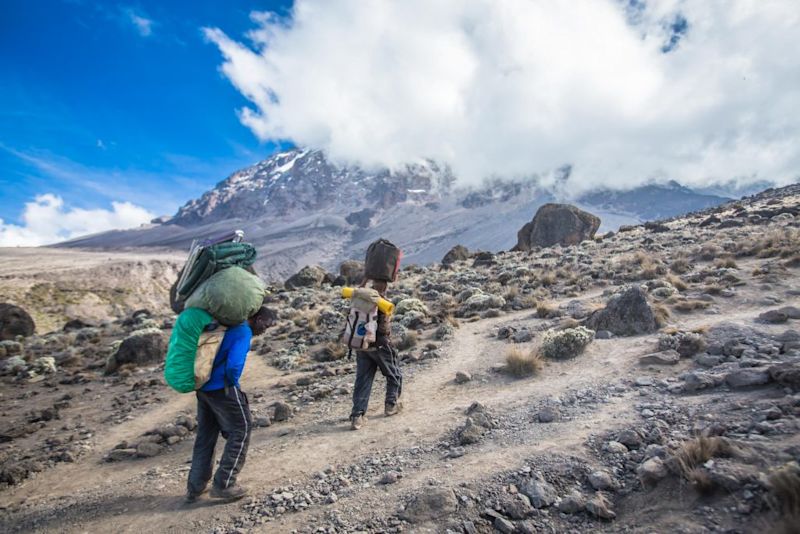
left=350, top=414, right=366, bottom=430
left=185, top=486, right=208, bottom=503
left=210, top=484, right=248, bottom=501
left=384, top=401, right=403, bottom=417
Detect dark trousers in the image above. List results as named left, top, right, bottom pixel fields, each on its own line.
left=187, top=387, right=252, bottom=494
left=351, top=345, right=402, bottom=418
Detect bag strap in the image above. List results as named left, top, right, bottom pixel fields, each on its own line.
left=346, top=310, right=360, bottom=359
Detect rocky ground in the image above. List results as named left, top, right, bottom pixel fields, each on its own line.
left=1, top=185, right=799, bottom=533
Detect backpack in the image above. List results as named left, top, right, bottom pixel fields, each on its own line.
left=364, top=238, right=403, bottom=282
left=343, top=289, right=379, bottom=356
left=164, top=308, right=227, bottom=393
left=170, top=230, right=256, bottom=314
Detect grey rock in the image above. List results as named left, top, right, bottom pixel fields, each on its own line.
left=107, top=448, right=138, bottom=462
left=588, top=470, right=616, bottom=491
left=639, top=350, right=680, bottom=365
left=515, top=203, right=600, bottom=250
left=285, top=265, right=327, bottom=290
left=585, top=493, right=616, bottom=519
left=442, top=245, right=470, bottom=266
left=637, top=457, right=668, bottom=485
left=558, top=491, right=586, bottom=514
left=595, top=330, right=614, bottom=339
left=605, top=441, right=629, bottom=454
left=273, top=401, right=293, bottom=422
left=725, top=368, right=771, bottom=388
left=106, top=329, right=168, bottom=373
left=400, top=487, right=458, bottom=523
left=455, top=371, right=472, bottom=384
left=457, top=418, right=486, bottom=445
left=379, top=471, right=400, bottom=485
left=0, top=303, right=35, bottom=341
left=537, top=405, right=560, bottom=423
left=136, top=442, right=163, bottom=458
left=494, top=517, right=515, bottom=534
left=616, top=429, right=643, bottom=449
left=586, top=286, right=657, bottom=336
left=520, top=477, right=558, bottom=508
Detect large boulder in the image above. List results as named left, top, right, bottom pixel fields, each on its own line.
left=285, top=265, right=327, bottom=290
left=106, top=328, right=168, bottom=373
left=338, top=260, right=364, bottom=285
left=587, top=286, right=657, bottom=336
left=0, top=303, right=35, bottom=341
left=442, top=245, right=470, bottom=266
left=515, top=203, right=600, bottom=250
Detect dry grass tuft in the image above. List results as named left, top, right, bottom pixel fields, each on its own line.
left=695, top=244, right=722, bottom=262
left=670, top=257, right=692, bottom=274
left=672, top=299, right=711, bottom=313
left=769, top=463, right=800, bottom=517
left=674, top=436, right=734, bottom=476
left=505, top=347, right=544, bottom=378
left=714, top=257, right=738, bottom=269
left=536, top=301, right=559, bottom=319
left=666, top=274, right=688, bottom=291
left=735, top=228, right=800, bottom=258
left=538, top=270, right=557, bottom=287
left=654, top=305, right=671, bottom=328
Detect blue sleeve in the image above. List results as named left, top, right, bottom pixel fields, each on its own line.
left=224, top=328, right=252, bottom=387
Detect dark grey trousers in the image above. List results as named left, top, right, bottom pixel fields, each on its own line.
left=351, top=345, right=402, bottom=418
left=187, top=387, right=252, bottom=494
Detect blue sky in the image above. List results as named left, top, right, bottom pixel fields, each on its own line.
left=0, top=0, right=292, bottom=229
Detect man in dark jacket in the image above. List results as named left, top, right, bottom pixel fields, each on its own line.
left=350, top=280, right=403, bottom=430
left=186, top=306, right=276, bottom=503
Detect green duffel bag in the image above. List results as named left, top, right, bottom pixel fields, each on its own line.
left=185, top=266, right=267, bottom=326
left=164, top=308, right=215, bottom=393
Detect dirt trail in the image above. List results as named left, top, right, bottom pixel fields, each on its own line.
left=3, top=288, right=651, bottom=533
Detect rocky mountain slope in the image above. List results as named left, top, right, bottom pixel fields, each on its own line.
left=59, top=149, right=730, bottom=281
left=2, top=183, right=799, bottom=533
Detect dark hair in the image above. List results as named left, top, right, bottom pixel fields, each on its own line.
left=249, top=306, right=277, bottom=332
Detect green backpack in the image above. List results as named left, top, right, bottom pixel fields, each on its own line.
left=164, top=308, right=220, bottom=393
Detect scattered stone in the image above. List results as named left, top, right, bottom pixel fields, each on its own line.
left=585, top=493, right=616, bottom=520
left=537, top=405, right=560, bottom=423
left=637, top=457, right=668, bottom=485
left=587, top=286, right=657, bottom=336
left=379, top=471, right=400, bottom=485
left=639, top=350, right=680, bottom=366
left=605, top=441, right=629, bottom=455
left=338, top=260, right=364, bottom=285
left=558, top=491, right=586, bottom=514
left=136, top=442, right=163, bottom=458
left=400, top=487, right=458, bottom=523
left=455, top=371, right=472, bottom=384
left=273, top=402, right=293, bottom=422
left=106, top=328, right=168, bottom=373
left=520, top=477, right=558, bottom=508
left=759, top=309, right=789, bottom=324
left=725, top=368, right=771, bottom=388
left=588, top=470, right=616, bottom=491
left=616, top=429, right=643, bottom=449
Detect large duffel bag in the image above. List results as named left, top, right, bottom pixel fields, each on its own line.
left=164, top=308, right=227, bottom=393
left=364, top=238, right=402, bottom=282
left=184, top=266, right=267, bottom=326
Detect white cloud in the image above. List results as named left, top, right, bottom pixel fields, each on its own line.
left=126, top=9, right=154, bottom=37
left=205, top=0, right=800, bottom=192
left=0, top=194, right=155, bottom=247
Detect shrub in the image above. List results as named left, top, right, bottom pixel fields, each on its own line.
left=666, top=274, right=688, bottom=291
left=395, top=330, right=418, bottom=351
left=714, top=257, right=738, bottom=269
left=539, top=327, right=595, bottom=360
left=768, top=462, right=800, bottom=530
left=505, top=347, right=543, bottom=377
left=670, top=257, right=692, bottom=274
left=672, top=299, right=711, bottom=313
left=536, top=301, right=559, bottom=319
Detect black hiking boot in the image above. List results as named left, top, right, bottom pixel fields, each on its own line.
left=350, top=414, right=367, bottom=430
left=384, top=401, right=403, bottom=417
left=210, top=484, right=248, bottom=501
left=185, top=487, right=208, bottom=503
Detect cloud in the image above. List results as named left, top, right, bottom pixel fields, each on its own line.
left=0, top=194, right=155, bottom=247
left=125, top=9, right=154, bottom=37
left=204, top=0, right=800, bottom=193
